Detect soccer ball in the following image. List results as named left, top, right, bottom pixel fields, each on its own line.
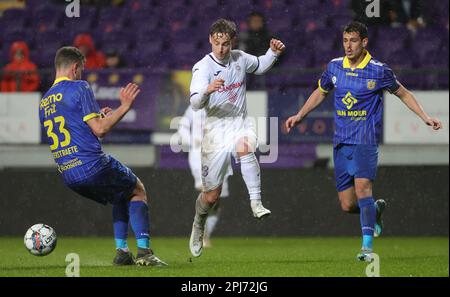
left=24, top=224, right=57, bottom=256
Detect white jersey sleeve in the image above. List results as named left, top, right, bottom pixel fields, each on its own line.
left=189, top=61, right=210, bottom=111
left=239, top=50, right=259, bottom=73
left=240, top=49, right=279, bottom=75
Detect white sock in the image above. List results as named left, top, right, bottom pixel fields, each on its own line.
left=240, top=153, right=261, bottom=200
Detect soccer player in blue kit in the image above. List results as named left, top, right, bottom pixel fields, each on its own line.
left=285, top=22, right=442, bottom=261
left=39, top=47, right=167, bottom=266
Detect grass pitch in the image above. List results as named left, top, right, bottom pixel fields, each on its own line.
left=0, top=237, right=447, bottom=277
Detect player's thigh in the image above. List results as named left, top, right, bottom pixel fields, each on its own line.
left=333, top=144, right=354, bottom=193
left=234, top=124, right=258, bottom=158
left=353, top=145, right=378, bottom=198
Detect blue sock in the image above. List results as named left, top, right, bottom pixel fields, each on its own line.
left=358, top=197, right=376, bottom=250
left=113, top=201, right=129, bottom=250
left=129, top=201, right=150, bottom=249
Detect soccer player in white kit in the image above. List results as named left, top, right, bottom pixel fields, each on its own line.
left=188, top=19, right=285, bottom=257
left=178, top=105, right=232, bottom=248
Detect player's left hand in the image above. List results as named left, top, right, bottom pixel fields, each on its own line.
left=270, top=39, right=285, bottom=55
left=425, top=117, right=443, bottom=130
left=100, top=107, right=113, bottom=118
left=285, top=114, right=302, bottom=133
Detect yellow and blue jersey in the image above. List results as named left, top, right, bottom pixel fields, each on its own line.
left=318, top=50, right=400, bottom=146
left=39, top=77, right=107, bottom=184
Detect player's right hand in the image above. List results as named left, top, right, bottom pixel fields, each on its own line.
left=119, top=83, right=141, bottom=108
left=206, top=79, right=225, bottom=95
left=425, top=117, right=443, bottom=130
left=285, top=114, right=302, bottom=133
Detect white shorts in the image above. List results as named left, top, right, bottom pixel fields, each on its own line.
left=201, top=117, right=257, bottom=192
left=190, top=149, right=231, bottom=197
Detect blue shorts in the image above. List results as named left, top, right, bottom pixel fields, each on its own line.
left=333, top=144, right=378, bottom=192
left=67, top=156, right=137, bottom=205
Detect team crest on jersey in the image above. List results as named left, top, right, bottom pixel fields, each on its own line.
left=332, top=76, right=337, bottom=86
left=342, top=91, right=358, bottom=110
left=367, top=79, right=376, bottom=90
left=235, top=65, right=241, bottom=71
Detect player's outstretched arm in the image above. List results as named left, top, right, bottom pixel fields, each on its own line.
left=285, top=88, right=327, bottom=133
left=252, top=39, right=285, bottom=75
left=393, top=83, right=442, bottom=130
left=87, top=83, right=141, bottom=137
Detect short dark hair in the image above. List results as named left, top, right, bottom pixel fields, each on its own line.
left=343, top=21, right=368, bottom=40
left=210, top=18, right=237, bottom=39
left=55, top=46, right=85, bottom=70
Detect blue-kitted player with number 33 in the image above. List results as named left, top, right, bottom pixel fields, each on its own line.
left=39, top=46, right=167, bottom=267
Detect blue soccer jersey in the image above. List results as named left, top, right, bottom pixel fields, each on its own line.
left=39, top=77, right=107, bottom=184
left=318, top=50, right=400, bottom=146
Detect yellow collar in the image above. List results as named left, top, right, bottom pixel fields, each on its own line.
left=53, top=76, right=71, bottom=85
left=343, top=50, right=372, bottom=70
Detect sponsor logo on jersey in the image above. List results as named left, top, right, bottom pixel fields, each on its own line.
left=342, top=91, right=358, bottom=110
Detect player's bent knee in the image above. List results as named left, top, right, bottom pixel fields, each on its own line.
left=354, top=186, right=372, bottom=198
left=340, top=200, right=357, bottom=212
left=203, top=188, right=221, bottom=204
left=130, top=179, right=148, bottom=203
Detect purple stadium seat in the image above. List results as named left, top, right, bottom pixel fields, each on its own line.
left=384, top=49, right=417, bottom=69
left=420, top=49, right=449, bottom=68
left=101, top=41, right=129, bottom=56
left=30, top=47, right=57, bottom=68
left=308, top=28, right=339, bottom=53
left=2, top=30, right=33, bottom=47
left=127, top=0, right=158, bottom=11
left=411, top=27, right=446, bottom=59
left=128, top=11, right=160, bottom=31
left=329, top=12, right=354, bottom=31
left=280, top=47, right=315, bottom=68
left=97, top=7, right=128, bottom=33
left=314, top=49, right=343, bottom=65
left=267, top=17, right=293, bottom=36
left=1, top=8, right=28, bottom=31
left=0, top=45, right=9, bottom=65
left=33, top=35, right=66, bottom=54
left=396, top=72, right=425, bottom=89
left=295, top=14, right=328, bottom=33
left=32, top=7, right=63, bottom=32
left=135, top=29, right=168, bottom=48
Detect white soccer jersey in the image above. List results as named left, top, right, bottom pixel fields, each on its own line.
left=189, top=48, right=278, bottom=191
left=190, top=50, right=260, bottom=119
